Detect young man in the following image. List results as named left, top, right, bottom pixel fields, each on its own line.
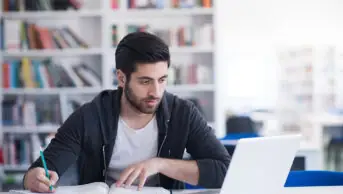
left=23, top=32, right=231, bottom=193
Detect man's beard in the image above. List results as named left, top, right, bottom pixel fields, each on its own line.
left=124, top=83, right=161, bottom=114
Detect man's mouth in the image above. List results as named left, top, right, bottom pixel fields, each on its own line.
left=145, top=99, right=158, bottom=106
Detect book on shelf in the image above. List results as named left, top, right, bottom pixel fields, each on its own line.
left=10, top=182, right=170, bottom=194
left=124, top=0, right=212, bottom=9
left=3, top=134, right=31, bottom=166
left=167, top=63, right=212, bottom=85
left=112, top=68, right=119, bottom=86
left=2, top=96, right=59, bottom=169
left=171, top=0, right=213, bottom=8
left=278, top=45, right=340, bottom=113
left=111, top=62, right=212, bottom=87
left=2, top=0, right=81, bottom=11
left=111, top=0, right=119, bottom=9
left=112, top=25, right=118, bottom=47
left=2, top=57, right=101, bottom=89
left=3, top=133, right=55, bottom=169
left=113, top=24, right=213, bottom=48
left=2, top=96, right=61, bottom=126
left=65, top=96, right=88, bottom=117
left=0, top=19, right=4, bottom=50
left=2, top=20, right=88, bottom=51
left=127, top=0, right=164, bottom=9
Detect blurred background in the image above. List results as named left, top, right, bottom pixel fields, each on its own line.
left=1, top=0, right=343, bottom=192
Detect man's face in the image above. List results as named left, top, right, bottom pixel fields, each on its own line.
left=123, top=61, right=168, bottom=114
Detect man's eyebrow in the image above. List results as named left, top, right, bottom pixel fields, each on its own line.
left=159, top=75, right=168, bottom=79
left=137, top=75, right=168, bottom=80
left=137, top=76, right=153, bottom=80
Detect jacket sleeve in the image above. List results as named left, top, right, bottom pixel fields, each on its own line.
left=25, top=107, right=84, bottom=181
left=186, top=104, right=231, bottom=188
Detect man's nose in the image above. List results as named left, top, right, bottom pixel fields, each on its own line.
left=148, top=82, right=160, bottom=97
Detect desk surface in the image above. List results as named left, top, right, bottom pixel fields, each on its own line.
left=173, top=186, right=343, bottom=194
left=2, top=186, right=343, bottom=194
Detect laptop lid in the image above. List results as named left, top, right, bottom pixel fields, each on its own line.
left=219, top=134, right=301, bottom=194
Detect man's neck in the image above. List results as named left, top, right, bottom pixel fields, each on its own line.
left=120, top=94, right=154, bottom=129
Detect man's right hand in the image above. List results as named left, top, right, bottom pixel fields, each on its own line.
left=24, top=167, right=59, bottom=193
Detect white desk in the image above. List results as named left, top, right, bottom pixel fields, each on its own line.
left=1, top=186, right=342, bottom=194
left=174, top=186, right=343, bottom=194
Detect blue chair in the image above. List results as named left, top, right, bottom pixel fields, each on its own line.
left=220, top=133, right=260, bottom=157
left=284, top=170, right=343, bottom=187
left=220, top=133, right=259, bottom=141
left=184, top=184, right=204, bottom=190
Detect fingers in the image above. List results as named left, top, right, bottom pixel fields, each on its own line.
left=25, top=168, right=58, bottom=193
left=49, top=170, right=59, bottom=185
left=117, top=164, right=151, bottom=190
left=124, top=169, right=141, bottom=187
left=36, top=170, right=58, bottom=191
left=138, top=169, right=147, bottom=191
left=31, top=180, right=55, bottom=193
left=36, top=174, right=51, bottom=186
left=117, top=168, right=148, bottom=189
left=116, top=167, right=134, bottom=187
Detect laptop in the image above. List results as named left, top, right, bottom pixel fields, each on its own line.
left=191, top=134, right=302, bottom=194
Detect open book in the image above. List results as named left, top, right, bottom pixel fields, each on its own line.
left=10, top=182, right=171, bottom=194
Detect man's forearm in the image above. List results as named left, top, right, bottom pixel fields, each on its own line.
left=157, top=158, right=199, bottom=185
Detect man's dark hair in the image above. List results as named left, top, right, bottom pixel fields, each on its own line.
left=115, top=31, right=170, bottom=80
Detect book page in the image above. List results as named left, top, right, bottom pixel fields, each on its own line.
left=10, top=182, right=109, bottom=194
left=109, top=185, right=170, bottom=194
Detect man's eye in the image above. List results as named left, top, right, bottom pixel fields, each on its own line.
left=159, top=78, right=166, bottom=83
left=141, top=80, right=150, bottom=84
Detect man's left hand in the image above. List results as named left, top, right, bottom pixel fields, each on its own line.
left=116, top=158, right=162, bottom=190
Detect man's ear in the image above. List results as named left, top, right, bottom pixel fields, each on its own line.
left=116, top=70, right=125, bottom=87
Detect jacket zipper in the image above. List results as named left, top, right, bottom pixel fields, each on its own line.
left=102, top=145, right=107, bottom=182
left=157, top=120, right=169, bottom=186
left=101, top=120, right=170, bottom=185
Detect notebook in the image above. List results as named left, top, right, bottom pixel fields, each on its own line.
left=10, top=182, right=170, bottom=194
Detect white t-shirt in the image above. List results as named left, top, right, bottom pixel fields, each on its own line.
left=107, top=116, right=159, bottom=186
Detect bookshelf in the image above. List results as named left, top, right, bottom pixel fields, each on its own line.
left=276, top=45, right=343, bottom=170
left=0, top=0, right=217, bottom=191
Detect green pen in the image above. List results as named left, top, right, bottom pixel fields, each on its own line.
left=40, top=146, right=53, bottom=191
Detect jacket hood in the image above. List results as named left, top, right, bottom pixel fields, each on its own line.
left=92, top=89, right=120, bottom=146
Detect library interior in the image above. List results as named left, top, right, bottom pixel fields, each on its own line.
left=0, top=0, right=343, bottom=194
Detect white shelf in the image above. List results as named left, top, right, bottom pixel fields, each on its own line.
left=109, top=85, right=214, bottom=92
left=112, top=47, right=213, bottom=54
left=2, top=8, right=213, bottom=19
left=3, top=164, right=30, bottom=171
left=1, top=48, right=103, bottom=57
left=2, top=125, right=59, bottom=133
left=305, top=113, right=343, bottom=126
left=113, top=8, right=213, bottom=17
left=1, top=10, right=102, bottom=19
left=170, top=46, right=214, bottom=53
left=250, top=112, right=276, bottom=123
left=3, top=87, right=103, bottom=95
left=167, top=84, right=214, bottom=92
